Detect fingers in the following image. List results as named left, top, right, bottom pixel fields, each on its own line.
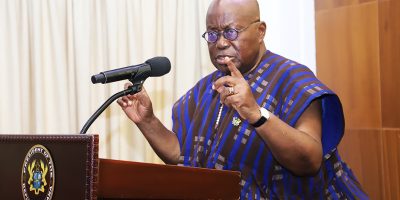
left=217, top=85, right=237, bottom=104
left=214, top=80, right=247, bottom=108
left=222, top=92, right=242, bottom=109
left=226, top=86, right=236, bottom=96
left=224, top=95, right=236, bottom=107
left=117, top=82, right=136, bottom=107
left=213, top=74, right=241, bottom=105
left=117, top=95, right=133, bottom=107
left=213, top=60, right=244, bottom=91
left=124, top=82, right=133, bottom=89
left=213, top=76, right=237, bottom=91
left=213, top=57, right=243, bottom=90
left=136, top=87, right=152, bottom=107
left=117, top=83, right=152, bottom=108
left=225, top=57, right=243, bottom=78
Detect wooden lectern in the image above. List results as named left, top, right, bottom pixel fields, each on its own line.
left=0, top=134, right=241, bottom=199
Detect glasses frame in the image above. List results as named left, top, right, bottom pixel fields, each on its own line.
left=202, top=20, right=260, bottom=43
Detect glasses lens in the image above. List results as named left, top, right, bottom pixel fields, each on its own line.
left=205, top=31, right=218, bottom=43
left=224, top=28, right=238, bottom=41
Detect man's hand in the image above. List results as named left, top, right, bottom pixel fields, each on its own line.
left=117, top=83, right=180, bottom=164
left=117, top=83, right=155, bottom=124
left=212, top=57, right=261, bottom=123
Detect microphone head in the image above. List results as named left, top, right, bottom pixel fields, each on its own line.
left=145, top=57, right=171, bottom=77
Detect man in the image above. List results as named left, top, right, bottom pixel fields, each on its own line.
left=118, top=0, right=368, bottom=199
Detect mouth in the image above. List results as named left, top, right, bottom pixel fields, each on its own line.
left=215, top=55, right=234, bottom=65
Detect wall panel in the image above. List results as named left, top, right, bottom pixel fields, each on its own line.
left=338, top=129, right=384, bottom=200
left=315, top=0, right=400, bottom=199
left=316, top=2, right=381, bottom=129
left=382, top=130, right=400, bottom=199
left=379, top=0, right=400, bottom=128
left=315, top=0, right=376, bottom=11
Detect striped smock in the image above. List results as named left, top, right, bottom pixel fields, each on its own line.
left=172, top=51, right=368, bottom=199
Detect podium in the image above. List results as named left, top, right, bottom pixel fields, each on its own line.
left=0, top=134, right=241, bottom=199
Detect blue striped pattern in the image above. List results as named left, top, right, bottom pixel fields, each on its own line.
left=172, top=51, right=368, bottom=199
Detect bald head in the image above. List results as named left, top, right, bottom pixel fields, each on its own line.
left=207, top=0, right=260, bottom=24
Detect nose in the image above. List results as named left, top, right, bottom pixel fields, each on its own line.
left=215, top=35, right=230, bottom=49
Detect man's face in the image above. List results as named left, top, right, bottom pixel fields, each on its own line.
left=205, top=4, right=261, bottom=74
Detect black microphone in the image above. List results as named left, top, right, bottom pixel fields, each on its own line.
left=91, top=56, right=171, bottom=84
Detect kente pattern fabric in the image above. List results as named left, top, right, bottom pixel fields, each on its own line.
left=172, top=51, right=368, bottom=199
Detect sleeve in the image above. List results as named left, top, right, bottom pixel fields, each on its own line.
left=171, top=83, right=201, bottom=150
left=172, top=90, right=192, bottom=149
left=320, top=94, right=345, bottom=156
left=279, top=65, right=345, bottom=156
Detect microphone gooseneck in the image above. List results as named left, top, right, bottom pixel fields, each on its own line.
left=80, top=86, right=139, bottom=134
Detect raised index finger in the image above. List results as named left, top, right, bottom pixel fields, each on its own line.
left=225, top=57, right=243, bottom=78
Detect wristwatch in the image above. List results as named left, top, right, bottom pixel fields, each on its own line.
left=251, top=107, right=270, bottom=128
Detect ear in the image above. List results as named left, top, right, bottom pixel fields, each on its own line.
left=258, top=21, right=267, bottom=42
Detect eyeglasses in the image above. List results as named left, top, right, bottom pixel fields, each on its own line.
left=202, top=20, right=260, bottom=43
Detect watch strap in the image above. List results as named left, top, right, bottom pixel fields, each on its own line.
left=251, top=107, right=270, bottom=127
left=251, top=116, right=267, bottom=127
